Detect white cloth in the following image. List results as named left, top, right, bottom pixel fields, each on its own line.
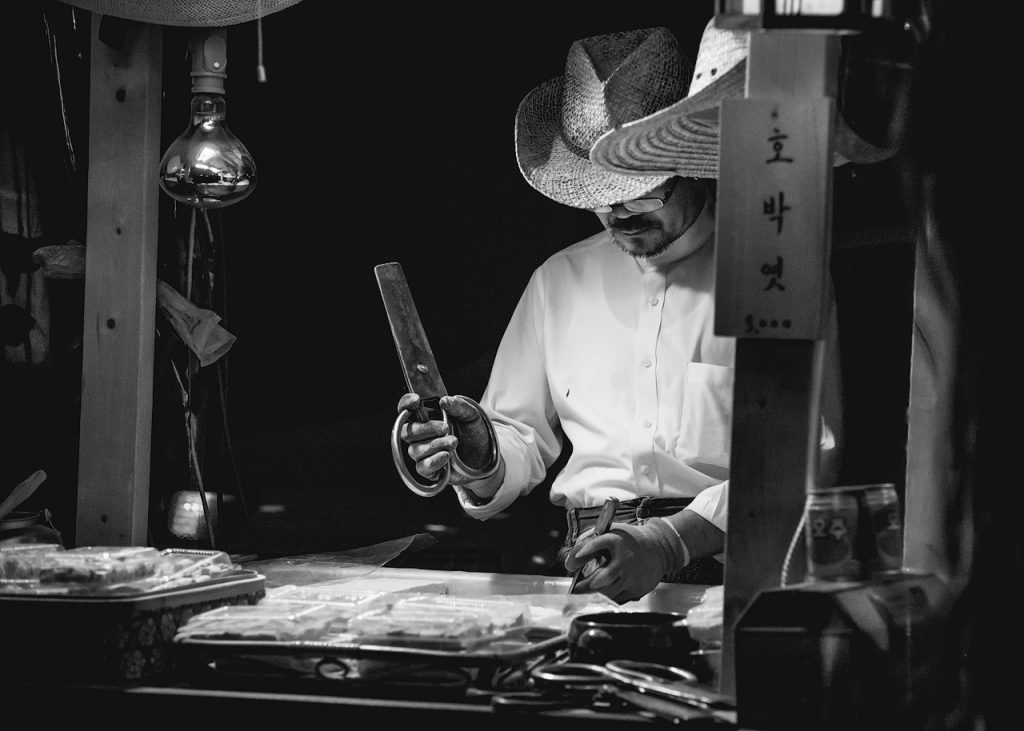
left=458, top=199, right=840, bottom=561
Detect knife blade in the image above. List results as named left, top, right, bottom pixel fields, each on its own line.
left=375, top=261, right=447, bottom=421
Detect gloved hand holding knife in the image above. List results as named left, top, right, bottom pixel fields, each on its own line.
left=565, top=500, right=691, bottom=604
left=567, top=497, right=618, bottom=594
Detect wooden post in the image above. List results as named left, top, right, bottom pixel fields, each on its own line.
left=716, top=30, right=839, bottom=699
left=76, top=18, right=163, bottom=545
left=903, top=237, right=959, bottom=576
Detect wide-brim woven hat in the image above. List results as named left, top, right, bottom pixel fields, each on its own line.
left=590, top=18, right=893, bottom=179
left=54, top=0, right=304, bottom=26
left=515, top=27, right=693, bottom=210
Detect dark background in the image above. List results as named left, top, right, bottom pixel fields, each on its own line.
left=3, top=1, right=916, bottom=573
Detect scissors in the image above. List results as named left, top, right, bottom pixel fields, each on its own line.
left=375, top=262, right=500, bottom=497
left=492, top=659, right=736, bottom=725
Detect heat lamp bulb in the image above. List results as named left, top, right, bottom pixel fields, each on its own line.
left=158, top=92, right=256, bottom=209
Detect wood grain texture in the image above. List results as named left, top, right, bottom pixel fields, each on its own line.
left=76, top=18, right=163, bottom=545
left=903, top=240, right=959, bottom=576
left=717, top=31, right=838, bottom=700
left=716, top=97, right=834, bottom=340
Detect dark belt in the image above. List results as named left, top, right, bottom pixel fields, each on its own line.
left=561, top=497, right=723, bottom=586
left=565, top=496, right=692, bottom=543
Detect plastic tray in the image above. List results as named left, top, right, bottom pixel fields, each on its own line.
left=0, top=567, right=266, bottom=682
left=174, top=622, right=566, bottom=682
left=175, top=592, right=564, bottom=678
left=0, top=546, right=238, bottom=594
left=170, top=578, right=622, bottom=689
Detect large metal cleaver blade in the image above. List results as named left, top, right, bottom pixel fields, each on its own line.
left=375, top=262, right=448, bottom=418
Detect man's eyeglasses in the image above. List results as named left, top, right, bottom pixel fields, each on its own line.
left=593, top=177, right=678, bottom=214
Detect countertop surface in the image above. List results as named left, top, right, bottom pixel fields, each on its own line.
left=240, top=545, right=713, bottom=614
left=7, top=539, right=730, bottom=727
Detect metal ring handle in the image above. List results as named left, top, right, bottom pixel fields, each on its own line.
left=530, top=662, right=611, bottom=688
left=391, top=408, right=450, bottom=497
left=315, top=657, right=353, bottom=681
left=391, top=397, right=500, bottom=497
left=602, top=661, right=725, bottom=710
left=605, top=659, right=699, bottom=686
left=447, top=396, right=501, bottom=482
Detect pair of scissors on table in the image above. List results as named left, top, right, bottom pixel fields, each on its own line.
left=492, top=659, right=736, bottom=726
left=375, top=262, right=500, bottom=497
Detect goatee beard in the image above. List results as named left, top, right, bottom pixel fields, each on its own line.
left=611, top=231, right=674, bottom=260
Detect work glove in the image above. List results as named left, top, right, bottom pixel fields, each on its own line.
left=396, top=392, right=496, bottom=485
left=565, top=518, right=690, bottom=605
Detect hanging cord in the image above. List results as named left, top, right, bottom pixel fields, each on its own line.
left=779, top=500, right=808, bottom=587
left=215, top=349, right=254, bottom=545
left=187, top=410, right=217, bottom=548
left=193, top=209, right=223, bottom=526
left=43, top=9, right=77, bottom=175
left=6, top=120, right=35, bottom=365
left=183, top=209, right=216, bottom=548
left=186, top=207, right=197, bottom=300
left=255, top=0, right=267, bottom=83
left=170, top=355, right=218, bottom=549
left=199, top=209, right=217, bottom=307
left=201, top=209, right=257, bottom=549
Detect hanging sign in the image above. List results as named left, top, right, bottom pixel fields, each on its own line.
left=715, top=96, right=834, bottom=340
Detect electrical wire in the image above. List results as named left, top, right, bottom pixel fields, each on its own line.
left=169, top=356, right=217, bottom=549
left=779, top=501, right=808, bottom=587
left=165, top=199, right=255, bottom=552
left=186, top=207, right=196, bottom=300
left=203, top=207, right=256, bottom=549
left=255, top=0, right=267, bottom=82
left=187, top=410, right=217, bottom=548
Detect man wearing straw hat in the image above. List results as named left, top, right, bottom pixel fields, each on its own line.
left=396, top=20, right=855, bottom=603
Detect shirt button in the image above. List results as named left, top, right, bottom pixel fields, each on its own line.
left=649, top=296, right=659, bottom=306
left=641, top=356, right=651, bottom=368
left=642, top=419, right=652, bottom=428
left=640, top=465, right=650, bottom=476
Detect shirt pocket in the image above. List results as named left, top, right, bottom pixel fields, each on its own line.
left=675, top=362, right=734, bottom=471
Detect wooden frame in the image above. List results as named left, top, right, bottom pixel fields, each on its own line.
left=718, top=30, right=839, bottom=698
left=76, top=18, right=163, bottom=545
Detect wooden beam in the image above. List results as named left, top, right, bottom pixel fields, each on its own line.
left=717, top=30, right=839, bottom=699
left=76, top=18, right=163, bottom=545
left=720, top=339, right=824, bottom=697
left=903, top=239, right=960, bottom=576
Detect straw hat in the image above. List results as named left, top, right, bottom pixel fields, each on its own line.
left=590, top=18, right=894, bottom=179
left=54, top=0, right=305, bottom=26
left=514, top=27, right=692, bottom=210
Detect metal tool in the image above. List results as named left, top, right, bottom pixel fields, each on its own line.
left=568, top=496, right=619, bottom=594
left=375, top=262, right=499, bottom=497
left=492, top=659, right=735, bottom=724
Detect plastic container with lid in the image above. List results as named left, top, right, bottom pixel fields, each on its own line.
left=0, top=509, right=62, bottom=546
left=175, top=602, right=337, bottom=642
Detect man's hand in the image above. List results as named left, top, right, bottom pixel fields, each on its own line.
left=396, top=393, right=495, bottom=484
left=565, top=518, right=688, bottom=604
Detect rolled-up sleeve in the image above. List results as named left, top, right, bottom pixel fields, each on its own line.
left=686, top=480, right=727, bottom=563
left=686, top=480, right=728, bottom=532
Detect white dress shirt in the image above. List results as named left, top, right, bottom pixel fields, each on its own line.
left=458, top=198, right=838, bottom=546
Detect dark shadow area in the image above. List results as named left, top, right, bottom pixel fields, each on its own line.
left=832, top=161, right=916, bottom=505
